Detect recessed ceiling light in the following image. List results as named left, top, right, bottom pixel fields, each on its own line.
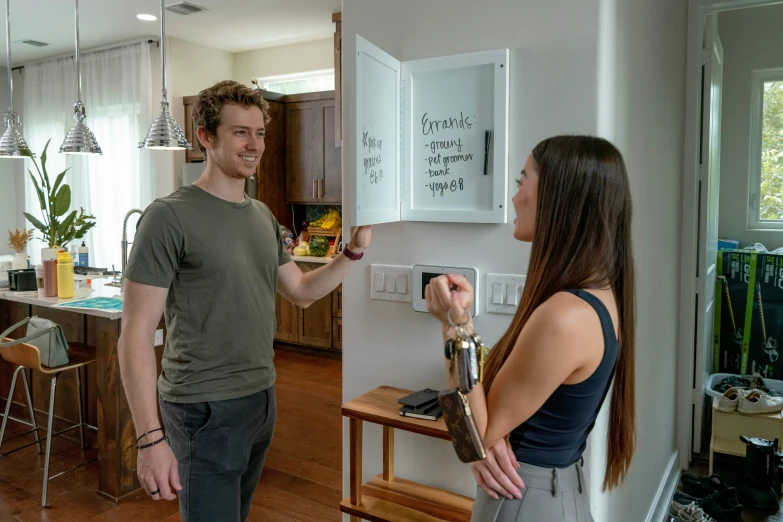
left=137, top=13, right=157, bottom=21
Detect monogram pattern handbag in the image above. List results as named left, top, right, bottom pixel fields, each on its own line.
left=438, top=324, right=491, bottom=463
left=0, top=317, right=70, bottom=367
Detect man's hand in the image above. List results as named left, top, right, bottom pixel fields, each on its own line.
left=470, top=438, right=524, bottom=500
left=137, top=441, right=182, bottom=501
left=347, top=225, right=372, bottom=253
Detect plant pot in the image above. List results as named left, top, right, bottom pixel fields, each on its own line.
left=11, top=252, right=28, bottom=270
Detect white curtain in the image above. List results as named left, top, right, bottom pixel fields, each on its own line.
left=23, top=42, right=154, bottom=269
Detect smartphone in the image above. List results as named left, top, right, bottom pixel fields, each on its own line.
left=398, top=388, right=440, bottom=408
left=400, top=403, right=443, bottom=421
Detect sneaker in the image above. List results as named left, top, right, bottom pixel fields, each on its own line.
left=738, top=390, right=783, bottom=414
left=669, top=500, right=716, bottom=521
left=680, top=473, right=732, bottom=498
left=673, top=490, right=742, bottom=522
left=716, top=389, right=743, bottom=412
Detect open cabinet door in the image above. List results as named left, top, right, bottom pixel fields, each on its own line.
left=692, top=14, right=723, bottom=454
left=349, top=35, right=401, bottom=226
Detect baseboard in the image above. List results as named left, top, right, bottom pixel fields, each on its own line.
left=645, top=450, right=681, bottom=522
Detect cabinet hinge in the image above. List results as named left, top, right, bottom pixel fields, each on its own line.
left=698, top=164, right=706, bottom=182
left=701, top=48, right=711, bottom=66
left=696, top=276, right=705, bottom=295
left=692, top=388, right=702, bottom=405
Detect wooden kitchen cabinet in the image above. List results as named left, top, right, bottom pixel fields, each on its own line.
left=274, top=292, right=298, bottom=344
left=285, top=92, right=342, bottom=204
left=297, top=291, right=333, bottom=349
left=183, top=96, right=205, bottom=163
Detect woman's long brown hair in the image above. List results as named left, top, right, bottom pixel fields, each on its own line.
left=483, top=135, right=636, bottom=491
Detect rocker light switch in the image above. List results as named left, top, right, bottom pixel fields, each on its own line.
left=396, top=274, right=408, bottom=294
left=487, top=273, right=526, bottom=314
left=385, top=273, right=396, bottom=293
left=370, top=264, right=413, bottom=302
left=374, top=272, right=385, bottom=292
left=492, top=282, right=504, bottom=304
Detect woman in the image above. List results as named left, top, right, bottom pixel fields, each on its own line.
left=425, top=135, right=636, bottom=521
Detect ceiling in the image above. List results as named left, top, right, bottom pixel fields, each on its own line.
left=1, top=0, right=340, bottom=66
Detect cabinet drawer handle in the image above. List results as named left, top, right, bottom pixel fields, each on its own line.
left=312, top=179, right=316, bottom=199
left=318, top=178, right=324, bottom=198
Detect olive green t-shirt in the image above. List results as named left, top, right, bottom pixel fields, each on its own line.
left=124, top=185, right=291, bottom=403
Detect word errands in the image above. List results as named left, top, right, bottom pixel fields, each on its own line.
left=421, top=112, right=474, bottom=136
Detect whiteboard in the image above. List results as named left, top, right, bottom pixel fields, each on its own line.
left=352, top=35, right=400, bottom=226
left=402, top=49, right=509, bottom=223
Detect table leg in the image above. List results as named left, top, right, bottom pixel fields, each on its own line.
left=383, top=426, right=394, bottom=481
left=350, top=417, right=363, bottom=512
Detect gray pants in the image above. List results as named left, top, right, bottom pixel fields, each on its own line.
left=471, top=460, right=594, bottom=522
left=159, top=386, right=277, bottom=522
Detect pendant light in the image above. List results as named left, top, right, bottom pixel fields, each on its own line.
left=0, top=0, right=32, bottom=158
left=139, top=0, right=191, bottom=150
left=60, top=0, right=101, bottom=155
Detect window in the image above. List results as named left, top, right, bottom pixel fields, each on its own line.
left=749, top=68, right=783, bottom=229
left=257, top=69, right=335, bottom=95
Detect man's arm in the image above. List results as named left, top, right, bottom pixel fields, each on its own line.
left=118, top=279, right=168, bottom=437
left=277, top=226, right=371, bottom=307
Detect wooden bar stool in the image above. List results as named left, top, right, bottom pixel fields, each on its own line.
left=0, top=335, right=97, bottom=507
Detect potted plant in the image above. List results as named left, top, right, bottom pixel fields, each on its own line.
left=7, top=228, right=33, bottom=269
left=21, top=139, right=96, bottom=251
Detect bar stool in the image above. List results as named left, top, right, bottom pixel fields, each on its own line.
left=0, top=335, right=97, bottom=507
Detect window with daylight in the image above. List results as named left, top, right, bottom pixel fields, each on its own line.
left=749, top=68, right=783, bottom=229
left=258, top=69, right=335, bottom=95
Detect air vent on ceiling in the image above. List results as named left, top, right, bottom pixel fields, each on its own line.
left=165, top=2, right=205, bottom=15
left=19, top=39, right=49, bottom=47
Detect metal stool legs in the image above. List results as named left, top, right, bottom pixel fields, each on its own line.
left=41, top=375, right=57, bottom=507
left=0, top=366, right=42, bottom=454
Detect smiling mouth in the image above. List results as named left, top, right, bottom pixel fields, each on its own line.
left=240, top=155, right=258, bottom=163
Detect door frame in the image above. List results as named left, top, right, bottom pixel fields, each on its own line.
left=677, top=0, right=783, bottom=470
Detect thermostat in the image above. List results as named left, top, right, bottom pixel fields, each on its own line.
left=412, top=264, right=479, bottom=317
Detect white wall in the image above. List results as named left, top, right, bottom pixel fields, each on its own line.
left=233, top=38, right=334, bottom=86
left=341, top=0, right=687, bottom=520
left=600, top=0, right=687, bottom=519
left=718, top=4, right=783, bottom=248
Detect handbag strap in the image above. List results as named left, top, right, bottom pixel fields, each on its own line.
left=0, top=318, right=57, bottom=348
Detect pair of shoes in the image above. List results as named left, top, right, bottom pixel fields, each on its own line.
left=673, top=490, right=742, bottom=522
left=668, top=500, right=715, bottom=521
left=717, top=387, right=783, bottom=414
left=680, top=473, right=731, bottom=498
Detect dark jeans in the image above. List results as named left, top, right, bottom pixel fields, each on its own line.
left=159, top=386, right=277, bottom=522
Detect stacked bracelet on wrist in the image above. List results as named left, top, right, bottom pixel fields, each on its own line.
left=135, top=427, right=168, bottom=450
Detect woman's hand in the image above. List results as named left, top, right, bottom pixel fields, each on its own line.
left=424, top=274, right=474, bottom=326
left=470, top=438, right=524, bottom=500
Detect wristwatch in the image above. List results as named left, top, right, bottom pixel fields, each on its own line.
left=343, top=245, right=364, bottom=261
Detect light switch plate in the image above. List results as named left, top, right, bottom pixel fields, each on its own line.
left=370, top=264, right=413, bottom=302
left=486, top=273, right=526, bottom=314
left=154, top=329, right=164, bottom=347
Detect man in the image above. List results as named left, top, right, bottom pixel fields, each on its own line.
left=118, top=80, right=370, bottom=522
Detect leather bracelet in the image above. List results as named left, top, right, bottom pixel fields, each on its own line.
left=136, top=435, right=169, bottom=450
left=136, top=427, right=163, bottom=443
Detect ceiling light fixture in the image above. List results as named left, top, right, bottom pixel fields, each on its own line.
left=0, top=0, right=33, bottom=159
left=139, top=0, right=191, bottom=150
left=60, top=0, right=101, bottom=155
left=136, top=13, right=156, bottom=21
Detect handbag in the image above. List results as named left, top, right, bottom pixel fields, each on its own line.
left=438, top=324, right=491, bottom=463
left=0, top=316, right=70, bottom=367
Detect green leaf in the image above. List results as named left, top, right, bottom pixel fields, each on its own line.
left=51, top=169, right=69, bottom=196
left=40, top=140, right=50, bottom=190
left=23, top=212, right=47, bottom=232
left=28, top=170, right=47, bottom=212
left=54, top=185, right=71, bottom=217
left=57, top=210, right=77, bottom=238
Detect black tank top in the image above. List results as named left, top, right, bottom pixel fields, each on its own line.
left=508, top=289, right=619, bottom=468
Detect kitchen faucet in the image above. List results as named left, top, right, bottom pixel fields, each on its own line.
left=121, top=209, right=142, bottom=283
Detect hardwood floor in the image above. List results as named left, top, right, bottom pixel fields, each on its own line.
left=684, top=453, right=783, bottom=522
left=0, top=347, right=343, bottom=521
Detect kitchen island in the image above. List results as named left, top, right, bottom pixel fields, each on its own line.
left=0, top=278, right=153, bottom=502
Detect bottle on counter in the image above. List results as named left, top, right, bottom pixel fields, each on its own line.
left=78, top=241, right=89, bottom=267
left=42, top=247, right=58, bottom=297
left=56, top=250, right=75, bottom=299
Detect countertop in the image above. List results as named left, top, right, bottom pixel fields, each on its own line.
left=0, top=276, right=123, bottom=320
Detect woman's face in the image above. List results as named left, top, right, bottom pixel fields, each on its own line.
left=511, top=154, right=539, bottom=242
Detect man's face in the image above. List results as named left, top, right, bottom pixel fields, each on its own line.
left=203, top=103, right=265, bottom=179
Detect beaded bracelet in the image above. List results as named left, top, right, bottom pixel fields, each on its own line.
left=136, top=427, right=163, bottom=443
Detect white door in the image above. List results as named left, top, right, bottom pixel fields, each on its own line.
left=692, top=14, right=723, bottom=454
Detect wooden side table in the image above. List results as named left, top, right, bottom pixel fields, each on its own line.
left=340, top=386, right=474, bottom=522
left=709, top=397, right=783, bottom=480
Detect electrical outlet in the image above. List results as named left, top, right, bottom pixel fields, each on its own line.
left=370, top=264, right=413, bottom=302
left=154, top=329, right=164, bottom=347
